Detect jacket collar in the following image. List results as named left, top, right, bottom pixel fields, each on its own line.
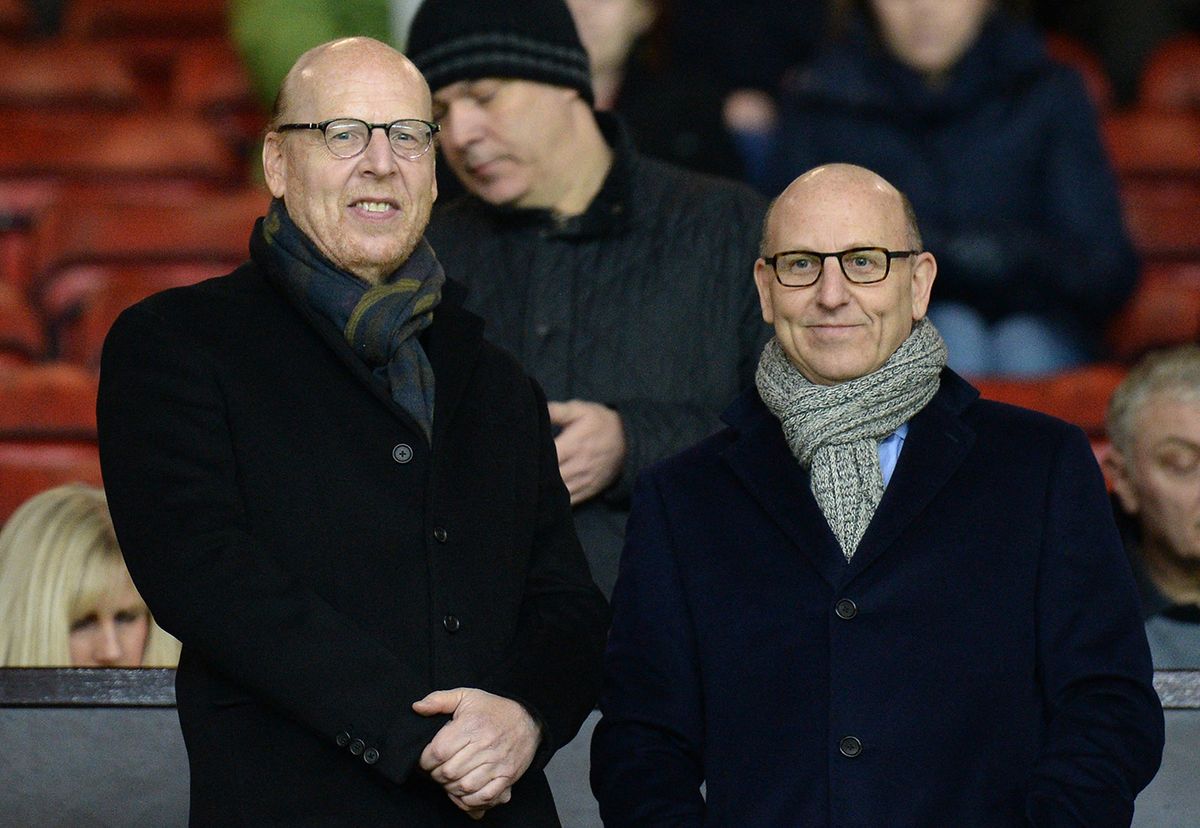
left=256, top=238, right=484, bottom=445
left=721, top=368, right=978, bottom=588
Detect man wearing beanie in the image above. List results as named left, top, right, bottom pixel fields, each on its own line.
left=408, top=0, right=769, bottom=599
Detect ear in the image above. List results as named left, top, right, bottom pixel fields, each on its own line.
left=1104, top=448, right=1140, bottom=515
left=262, top=132, right=287, bottom=199
left=909, top=250, right=937, bottom=320
left=753, top=257, right=776, bottom=325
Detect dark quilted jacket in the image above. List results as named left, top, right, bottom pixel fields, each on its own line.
left=426, top=113, right=769, bottom=595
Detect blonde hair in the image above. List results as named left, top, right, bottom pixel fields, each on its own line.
left=0, top=484, right=180, bottom=667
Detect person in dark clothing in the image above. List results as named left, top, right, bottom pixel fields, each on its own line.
left=96, top=37, right=608, bottom=826
left=1105, top=344, right=1200, bottom=669
left=766, top=0, right=1137, bottom=377
left=407, top=0, right=768, bottom=597
left=566, top=0, right=744, bottom=180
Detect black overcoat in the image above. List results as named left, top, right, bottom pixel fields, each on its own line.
left=97, top=247, right=608, bottom=826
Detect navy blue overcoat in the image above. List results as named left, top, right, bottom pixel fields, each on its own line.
left=592, top=370, right=1164, bottom=826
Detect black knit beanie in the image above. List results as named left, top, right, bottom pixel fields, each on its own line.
left=407, top=0, right=594, bottom=106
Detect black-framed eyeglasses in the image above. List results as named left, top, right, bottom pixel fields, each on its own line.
left=763, top=247, right=919, bottom=287
left=274, top=118, right=440, bottom=160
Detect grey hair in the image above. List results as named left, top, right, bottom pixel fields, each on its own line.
left=1107, top=344, right=1200, bottom=456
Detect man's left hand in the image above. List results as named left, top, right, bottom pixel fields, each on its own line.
left=413, top=688, right=542, bottom=818
left=548, top=399, right=627, bottom=504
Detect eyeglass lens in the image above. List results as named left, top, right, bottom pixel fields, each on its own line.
left=323, top=119, right=433, bottom=159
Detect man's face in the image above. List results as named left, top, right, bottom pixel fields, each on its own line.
left=431, top=78, right=579, bottom=209
left=870, top=0, right=992, bottom=77
left=1111, top=395, right=1200, bottom=564
left=263, top=43, right=437, bottom=283
left=754, top=167, right=935, bottom=385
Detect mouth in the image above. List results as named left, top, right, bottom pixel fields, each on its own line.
left=349, top=198, right=400, bottom=216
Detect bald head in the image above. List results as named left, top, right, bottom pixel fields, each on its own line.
left=272, top=37, right=432, bottom=128
left=761, top=164, right=922, bottom=257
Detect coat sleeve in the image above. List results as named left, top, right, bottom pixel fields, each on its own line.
left=476, top=378, right=611, bottom=770
left=1024, top=426, right=1164, bottom=826
left=590, top=471, right=706, bottom=826
left=97, top=302, right=445, bottom=786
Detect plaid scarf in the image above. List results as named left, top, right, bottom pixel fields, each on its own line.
left=755, top=318, right=947, bottom=560
left=256, top=199, right=444, bottom=442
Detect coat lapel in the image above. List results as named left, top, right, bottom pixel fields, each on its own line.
left=841, top=371, right=978, bottom=586
left=721, top=392, right=847, bottom=587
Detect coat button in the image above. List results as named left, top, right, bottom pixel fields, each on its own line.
left=363, top=747, right=380, bottom=765
left=443, top=614, right=461, bottom=633
left=433, top=526, right=448, bottom=543
left=335, top=731, right=351, bottom=748
left=835, top=598, right=858, bottom=620
left=392, top=443, right=413, bottom=463
left=348, top=738, right=365, bottom=756
left=839, top=736, right=863, bottom=758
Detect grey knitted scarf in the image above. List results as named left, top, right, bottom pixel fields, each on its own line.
left=755, top=318, right=947, bottom=560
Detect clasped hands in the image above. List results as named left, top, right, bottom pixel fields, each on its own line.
left=413, top=688, right=542, bottom=820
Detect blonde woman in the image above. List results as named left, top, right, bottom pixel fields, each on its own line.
left=0, top=483, right=179, bottom=667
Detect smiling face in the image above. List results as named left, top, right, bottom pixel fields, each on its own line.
left=1111, top=394, right=1200, bottom=566
left=431, top=77, right=583, bottom=209
left=870, top=0, right=992, bottom=78
left=754, top=165, right=935, bottom=385
left=263, top=38, right=437, bottom=284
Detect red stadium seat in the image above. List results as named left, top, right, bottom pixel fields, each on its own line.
left=1107, top=263, right=1200, bottom=361
left=0, top=441, right=102, bottom=524
left=1119, top=178, right=1200, bottom=259
left=974, top=363, right=1127, bottom=438
left=0, top=42, right=141, bottom=112
left=0, top=282, right=44, bottom=362
left=0, top=363, right=97, bottom=436
left=62, top=0, right=228, bottom=41
left=1044, top=32, right=1114, bottom=112
left=1139, top=34, right=1200, bottom=112
left=1103, top=110, right=1200, bottom=179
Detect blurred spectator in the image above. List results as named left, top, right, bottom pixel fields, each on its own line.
left=1034, top=0, right=1200, bottom=106
left=1105, top=345, right=1200, bottom=668
left=765, top=0, right=1137, bottom=378
left=665, top=0, right=828, bottom=182
left=0, top=484, right=179, bottom=667
left=408, top=0, right=768, bottom=597
left=566, top=0, right=743, bottom=179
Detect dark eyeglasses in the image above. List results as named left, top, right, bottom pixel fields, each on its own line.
left=274, top=118, right=440, bottom=160
left=763, top=247, right=919, bottom=287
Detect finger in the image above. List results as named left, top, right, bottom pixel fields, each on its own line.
left=447, top=792, right=487, bottom=819
left=458, top=775, right=515, bottom=810
left=412, top=688, right=464, bottom=716
left=419, top=724, right=474, bottom=772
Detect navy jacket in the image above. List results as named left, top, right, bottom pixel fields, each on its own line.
left=765, top=12, right=1136, bottom=348
left=592, top=370, right=1163, bottom=826
left=98, top=241, right=608, bottom=826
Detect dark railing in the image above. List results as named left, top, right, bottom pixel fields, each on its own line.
left=3, top=668, right=1199, bottom=708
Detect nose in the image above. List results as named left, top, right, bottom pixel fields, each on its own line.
left=439, top=100, right=484, bottom=154
left=813, top=253, right=851, bottom=309
left=356, top=127, right=399, bottom=175
left=91, top=619, right=126, bottom=666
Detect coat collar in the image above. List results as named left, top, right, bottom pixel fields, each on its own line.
left=256, top=240, right=484, bottom=446
left=720, top=369, right=978, bottom=588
